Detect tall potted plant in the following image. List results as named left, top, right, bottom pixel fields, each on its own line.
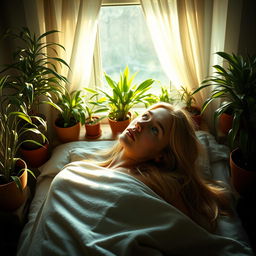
left=0, top=76, right=46, bottom=211
left=0, top=27, right=69, bottom=167
left=193, top=52, right=256, bottom=194
left=54, top=89, right=86, bottom=143
left=98, top=66, right=156, bottom=135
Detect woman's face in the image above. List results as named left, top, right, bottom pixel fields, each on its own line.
left=119, top=107, right=172, bottom=162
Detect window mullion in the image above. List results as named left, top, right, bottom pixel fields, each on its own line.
left=92, top=26, right=104, bottom=89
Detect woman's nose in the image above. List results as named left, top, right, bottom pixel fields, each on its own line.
left=135, top=122, right=142, bottom=132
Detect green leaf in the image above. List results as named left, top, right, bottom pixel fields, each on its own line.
left=11, top=176, right=23, bottom=191
left=37, top=30, right=59, bottom=41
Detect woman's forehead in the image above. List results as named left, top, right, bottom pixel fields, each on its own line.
left=148, top=107, right=170, bottom=119
left=141, top=107, right=171, bottom=132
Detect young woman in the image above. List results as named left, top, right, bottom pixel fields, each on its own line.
left=19, top=102, right=253, bottom=256
left=96, top=102, right=231, bottom=232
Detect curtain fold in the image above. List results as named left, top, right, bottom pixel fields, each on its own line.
left=140, top=0, right=229, bottom=131
left=23, top=0, right=102, bottom=91
left=22, top=0, right=102, bottom=141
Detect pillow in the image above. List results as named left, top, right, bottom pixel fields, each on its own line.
left=38, top=141, right=115, bottom=180
left=38, top=131, right=229, bottom=183
left=69, top=141, right=116, bottom=162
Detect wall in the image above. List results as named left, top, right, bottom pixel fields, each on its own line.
left=238, top=0, right=256, bottom=55
left=0, top=0, right=27, bottom=66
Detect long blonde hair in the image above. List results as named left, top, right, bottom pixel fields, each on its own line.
left=98, top=103, right=231, bottom=231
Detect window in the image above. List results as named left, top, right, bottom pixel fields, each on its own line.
left=96, top=2, right=169, bottom=94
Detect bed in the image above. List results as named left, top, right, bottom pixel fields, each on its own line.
left=17, top=131, right=254, bottom=255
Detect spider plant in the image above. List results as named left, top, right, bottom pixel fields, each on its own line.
left=0, top=26, right=69, bottom=114
left=157, top=83, right=179, bottom=104
left=0, top=75, right=46, bottom=188
left=179, top=86, right=200, bottom=115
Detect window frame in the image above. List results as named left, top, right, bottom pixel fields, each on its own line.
left=92, top=0, right=141, bottom=90
left=92, top=0, right=168, bottom=112
left=102, top=0, right=140, bottom=6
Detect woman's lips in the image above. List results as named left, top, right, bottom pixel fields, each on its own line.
left=126, top=128, right=135, bottom=141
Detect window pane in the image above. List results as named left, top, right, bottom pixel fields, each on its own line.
left=99, top=5, right=169, bottom=92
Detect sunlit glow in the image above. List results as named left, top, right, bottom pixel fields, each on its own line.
left=60, top=166, right=113, bottom=190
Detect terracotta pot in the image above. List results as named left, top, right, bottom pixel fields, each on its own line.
left=219, top=113, right=233, bottom=135
left=54, top=121, right=81, bottom=143
left=108, top=117, right=130, bottom=136
left=85, top=117, right=102, bottom=139
left=20, top=143, right=50, bottom=168
left=0, top=160, right=28, bottom=211
left=230, top=148, right=256, bottom=195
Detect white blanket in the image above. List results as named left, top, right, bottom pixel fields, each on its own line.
left=18, top=161, right=253, bottom=256
left=17, top=131, right=253, bottom=255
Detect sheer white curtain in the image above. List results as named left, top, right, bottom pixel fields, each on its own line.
left=22, top=0, right=102, bottom=139
left=140, top=0, right=229, bottom=130
left=23, top=0, right=102, bottom=91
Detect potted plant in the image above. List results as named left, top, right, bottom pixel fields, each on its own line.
left=193, top=52, right=256, bottom=195
left=179, top=86, right=202, bottom=129
left=0, top=27, right=69, bottom=167
left=83, top=88, right=108, bottom=139
left=98, top=66, right=155, bottom=135
left=54, top=88, right=86, bottom=143
left=157, top=83, right=179, bottom=104
left=0, top=76, right=46, bottom=211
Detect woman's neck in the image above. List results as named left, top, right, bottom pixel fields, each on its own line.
left=107, top=150, right=140, bottom=170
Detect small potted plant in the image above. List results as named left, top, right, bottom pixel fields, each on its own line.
left=98, top=66, right=155, bottom=135
left=157, top=83, right=179, bottom=104
left=0, top=76, right=46, bottom=211
left=54, top=88, right=86, bottom=143
left=83, top=88, right=108, bottom=139
left=179, top=85, right=202, bottom=129
left=193, top=52, right=256, bottom=195
left=0, top=27, right=69, bottom=167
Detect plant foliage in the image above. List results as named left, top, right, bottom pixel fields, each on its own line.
left=0, top=27, right=69, bottom=113
left=179, top=86, right=197, bottom=112
left=193, top=52, right=256, bottom=170
left=99, top=66, right=156, bottom=121
left=157, top=84, right=179, bottom=104
left=54, top=89, right=87, bottom=128
left=83, top=88, right=108, bottom=125
left=0, top=76, right=46, bottom=187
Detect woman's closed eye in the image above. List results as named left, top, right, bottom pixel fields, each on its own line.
left=142, top=113, right=150, bottom=120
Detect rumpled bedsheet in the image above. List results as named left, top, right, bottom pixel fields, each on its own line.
left=17, top=160, right=253, bottom=256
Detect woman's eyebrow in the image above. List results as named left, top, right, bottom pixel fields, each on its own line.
left=148, top=110, right=165, bottom=135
